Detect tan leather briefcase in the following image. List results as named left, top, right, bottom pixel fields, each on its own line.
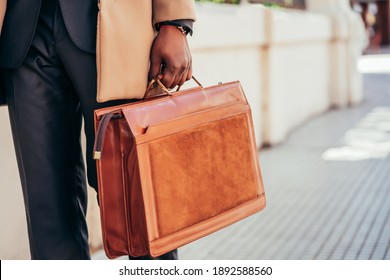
left=93, top=79, right=266, bottom=258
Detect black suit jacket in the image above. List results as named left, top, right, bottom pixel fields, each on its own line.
left=0, top=0, right=98, bottom=69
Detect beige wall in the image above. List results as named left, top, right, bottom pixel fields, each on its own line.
left=0, top=107, right=30, bottom=259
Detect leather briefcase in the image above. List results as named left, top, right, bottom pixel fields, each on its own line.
left=93, top=78, right=266, bottom=258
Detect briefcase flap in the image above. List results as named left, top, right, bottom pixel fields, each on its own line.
left=95, top=81, right=247, bottom=137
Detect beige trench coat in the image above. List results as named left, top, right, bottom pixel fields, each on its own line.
left=97, top=0, right=196, bottom=102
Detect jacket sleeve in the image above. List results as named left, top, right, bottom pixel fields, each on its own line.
left=152, top=0, right=196, bottom=25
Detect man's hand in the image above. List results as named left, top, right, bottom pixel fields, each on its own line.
left=149, top=26, right=192, bottom=89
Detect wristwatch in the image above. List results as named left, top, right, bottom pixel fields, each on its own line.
left=156, top=20, right=193, bottom=36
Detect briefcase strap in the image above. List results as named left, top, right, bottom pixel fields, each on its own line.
left=93, top=112, right=122, bottom=160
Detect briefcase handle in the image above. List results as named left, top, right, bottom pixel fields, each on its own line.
left=143, top=76, right=203, bottom=99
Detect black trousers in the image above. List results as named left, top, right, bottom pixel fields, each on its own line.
left=2, top=1, right=177, bottom=260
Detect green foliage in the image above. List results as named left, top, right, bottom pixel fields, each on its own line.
left=262, top=2, right=281, bottom=8
left=195, top=0, right=241, bottom=4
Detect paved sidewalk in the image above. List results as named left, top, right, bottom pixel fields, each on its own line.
left=93, top=72, right=390, bottom=260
